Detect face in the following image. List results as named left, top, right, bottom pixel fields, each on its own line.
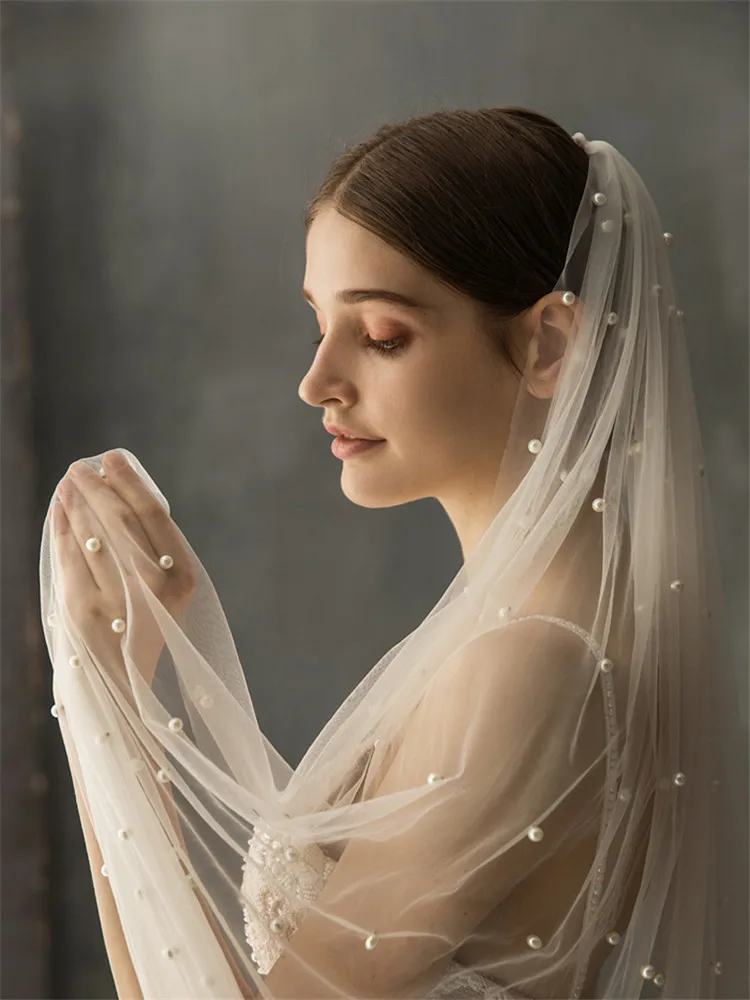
left=298, top=208, right=523, bottom=516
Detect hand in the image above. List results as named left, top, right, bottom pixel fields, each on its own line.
left=49, top=450, right=197, bottom=705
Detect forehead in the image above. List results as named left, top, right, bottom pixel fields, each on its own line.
left=303, top=207, right=441, bottom=304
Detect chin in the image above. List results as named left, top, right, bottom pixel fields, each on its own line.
left=339, top=465, right=425, bottom=510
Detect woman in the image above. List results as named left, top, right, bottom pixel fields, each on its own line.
left=41, top=108, right=747, bottom=999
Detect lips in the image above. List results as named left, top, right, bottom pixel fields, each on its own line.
left=323, top=422, right=384, bottom=442
left=331, top=436, right=386, bottom=459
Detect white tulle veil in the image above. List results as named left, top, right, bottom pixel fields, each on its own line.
left=40, top=132, right=748, bottom=1000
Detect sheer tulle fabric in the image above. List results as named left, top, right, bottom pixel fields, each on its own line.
left=41, top=137, right=748, bottom=999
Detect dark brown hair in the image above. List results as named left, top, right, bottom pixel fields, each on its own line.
left=303, top=107, right=590, bottom=381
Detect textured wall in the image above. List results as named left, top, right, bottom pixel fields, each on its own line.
left=7, top=2, right=747, bottom=996
left=1, top=7, right=51, bottom=1000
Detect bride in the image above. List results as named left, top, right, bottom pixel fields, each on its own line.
left=40, top=108, right=747, bottom=999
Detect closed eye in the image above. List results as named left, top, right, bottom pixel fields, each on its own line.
left=311, top=334, right=407, bottom=357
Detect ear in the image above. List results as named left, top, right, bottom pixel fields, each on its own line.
left=523, top=296, right=579, bottom=400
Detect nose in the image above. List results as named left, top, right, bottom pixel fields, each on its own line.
left=298, top=364, right=328, bottom=408
left=298, top=341, right=351, bottom=409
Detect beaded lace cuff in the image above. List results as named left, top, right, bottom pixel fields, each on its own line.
left=239, top=824, right=523, bottom=997
left=240, top=821, right=337, bottom=975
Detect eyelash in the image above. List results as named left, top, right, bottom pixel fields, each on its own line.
left=311, top=334, right=407, bottom=357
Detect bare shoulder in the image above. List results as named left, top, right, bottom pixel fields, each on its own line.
left=436, top=615, right=596, bottom=694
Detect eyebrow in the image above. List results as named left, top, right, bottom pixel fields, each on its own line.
left=301, top=287, right=437, bottom=312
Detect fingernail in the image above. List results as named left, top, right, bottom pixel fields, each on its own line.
left=103, top=451, right=126, bottom=471
left=58, top=476, right=75, bottom=499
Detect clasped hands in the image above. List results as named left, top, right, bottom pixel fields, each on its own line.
left=49, top=450, right=197, bottom=704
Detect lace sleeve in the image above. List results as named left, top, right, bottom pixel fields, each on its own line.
left=240, top=819, right=338, bottom=975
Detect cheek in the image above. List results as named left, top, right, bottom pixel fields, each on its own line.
left=423, top=365, right=498, bottom=435
left=379, top=347, right=507, bottom=456
left=389, top=375, right=464, bottom=443
left=426, top=374, right=511, bottom=472
left=389, top=374, right=483, bottom=467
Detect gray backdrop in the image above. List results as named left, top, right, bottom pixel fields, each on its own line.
left=4, top=2, right=747, bottom=997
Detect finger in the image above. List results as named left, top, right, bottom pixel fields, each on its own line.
left=50, top=499, right=100, bottom=601
left=99, top=451, right=188, bottom=572
left=67, top=461, right=158, bottom=573
left=57, top=476, right=122, bottom=593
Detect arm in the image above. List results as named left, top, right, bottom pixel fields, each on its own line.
left=60, top=712, right=143, bottom=1000
left=60, top=693, right=259, bottom=1000
left=49, top=459, right=260, bottom=996
left=262, top=618, right=607, bottom=999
